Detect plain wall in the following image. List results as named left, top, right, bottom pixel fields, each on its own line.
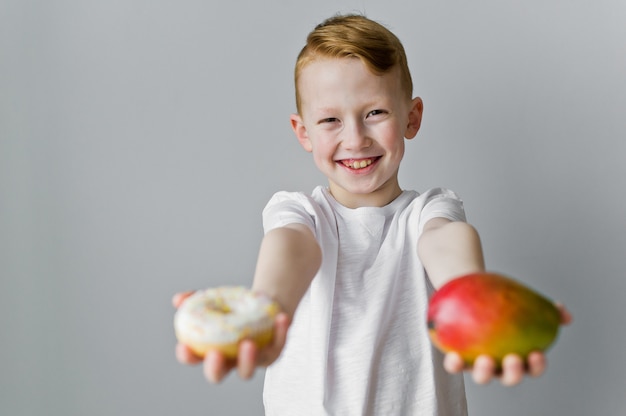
left=1, top=0, right=625, bottom=414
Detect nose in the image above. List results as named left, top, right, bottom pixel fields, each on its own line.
left=340, top=120, right=371, bottom=150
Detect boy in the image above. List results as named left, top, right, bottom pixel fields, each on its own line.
left=174, top=14, right=569, bottom=415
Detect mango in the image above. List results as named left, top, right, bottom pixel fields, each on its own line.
left=427, top=272, right=561, bottom=366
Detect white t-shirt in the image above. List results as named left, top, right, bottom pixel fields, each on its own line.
left=262, top=186, right=468, bottom=416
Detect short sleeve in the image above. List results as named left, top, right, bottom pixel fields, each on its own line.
left=417, top=188, right=466, bottom=234
left=262, top=191, right=317, bottom=235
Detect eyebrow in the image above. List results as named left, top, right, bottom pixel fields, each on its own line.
left=312, top=107, right=338, bottom=115
left=311, top=98, right=390, bottom=114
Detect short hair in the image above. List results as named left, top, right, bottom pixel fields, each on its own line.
left=294, top=14, right=413, bottom=114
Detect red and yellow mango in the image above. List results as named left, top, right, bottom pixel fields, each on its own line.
left=427, top=272, right=561, bottom=366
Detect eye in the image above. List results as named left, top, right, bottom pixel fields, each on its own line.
left=318, top=117, right=340, bottom=124
left=367, top=109, right=387, bottom=118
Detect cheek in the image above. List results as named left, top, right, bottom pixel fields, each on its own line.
left=393, top=142, right=406, bottom=163
left=313, top=148, right=333, bottom=166
left=384, top=134, right=406, bottom=166
left=310, top=136, right=336, bottom=159
left=382, top=127, right=406, bottom=153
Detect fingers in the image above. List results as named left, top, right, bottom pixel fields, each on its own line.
left=273, top=312, right=290, bottom=350
left=500, top=354, right=525, bottom=386
left=445, top=352, right=546, bottom=386
left=443, top=351, right=464, bottom=374
left=176, top=341, right=235, bottom=384
left=175, top=343, right=204, bottom=365
left=203, top=350, right=233, bottom=383
left=237, top=340, right=258, bottom=379
left=187, top=313, right=291, bottom=384
left=442, top=352, right=499, bottom=385
left=468, top=354, right=524, bottom=386
left=443, top=353, right=500, bottom=385
left=172, top=291, right=195, bottom=308
left=237, top=312, right=291, bottom=379
left=526, top=351, right=547, bottom=377
left=472, top=355, right=497, bottom=385
left=555, top=302, right=573, bottom=325
left=258, top=312, right=290, bottom=366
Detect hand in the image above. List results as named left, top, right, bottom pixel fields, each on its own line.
left=443, top=303, right=573, bottom=386
left=172, top=291, right=290, bottom=383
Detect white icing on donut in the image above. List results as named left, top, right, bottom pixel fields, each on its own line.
left=174, top=286, right=278, bottom=346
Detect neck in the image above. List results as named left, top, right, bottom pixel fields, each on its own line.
left=328, top=182, right=403, bottom=209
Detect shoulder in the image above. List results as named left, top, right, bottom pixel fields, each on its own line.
left=263, top=186, right=327, bottom=213
left=402, top=188, right=467, bottom=232
left=262, top=186, right=332, bottom=233
left=416, top=187, right=463, bottom=203
left=398, top=188, right=464, bottom=212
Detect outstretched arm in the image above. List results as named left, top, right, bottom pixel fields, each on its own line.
left=418, top=218, right=485, bottom=289
left=174, top=223, right=321, bottom=383
left=252, top=223, right=322, bottom=319
left=418, top=217, right=570, bottom=386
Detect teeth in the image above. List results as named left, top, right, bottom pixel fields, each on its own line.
left=344, top=159, right=373, bottom=169
left=357, top=159, right=372, bottom=169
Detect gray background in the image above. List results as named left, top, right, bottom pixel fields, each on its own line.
left=1, top=0, right=624, bottom=415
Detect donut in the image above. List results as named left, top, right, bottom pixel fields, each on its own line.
left=174, top=286, right=279, bottom=359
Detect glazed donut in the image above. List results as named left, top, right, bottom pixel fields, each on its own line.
left=174, top=286, right=279, bottom=359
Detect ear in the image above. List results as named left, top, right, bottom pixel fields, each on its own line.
left=404, top=97, right=424, bottom=140
left=290, top=113, right=313, bottom=152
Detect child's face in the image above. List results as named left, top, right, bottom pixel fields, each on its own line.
left=291, top=57, right=423, bottom=208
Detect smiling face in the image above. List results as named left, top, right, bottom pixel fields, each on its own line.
left=291, top=57, right=423, bottom=208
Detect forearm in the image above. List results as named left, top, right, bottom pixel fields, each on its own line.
left=251, top=224, right=322, bottom=319
left=418, top=218, right=486, bottom=289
